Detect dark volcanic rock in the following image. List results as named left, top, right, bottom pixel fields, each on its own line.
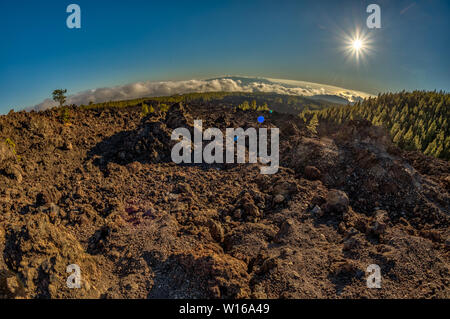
left=304, top=165, right=321, bottom=180
left=0, top=100, right=448, bottom=299
left=324, top=189, right=349, bottom=215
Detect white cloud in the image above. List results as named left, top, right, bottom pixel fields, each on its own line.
left=29, top=76, right=373, bottom=111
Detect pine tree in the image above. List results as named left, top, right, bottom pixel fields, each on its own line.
left=312, top=91, right=449, bottom=160
left=307, top=114, right=319, bottom=134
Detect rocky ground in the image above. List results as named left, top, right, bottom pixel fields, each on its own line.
left=0, top=102, right=448, bottom=298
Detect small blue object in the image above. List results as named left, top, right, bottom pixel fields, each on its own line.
left=257, top=116, right=265, bottom=123
left=234, top=136, right=238, bottom=142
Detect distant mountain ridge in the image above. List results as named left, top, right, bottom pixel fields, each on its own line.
left=207, top=76, right=371, bottom=104
left=309, top=94, right=355, bottom=105
left=28, top=75, right=373, bottom=112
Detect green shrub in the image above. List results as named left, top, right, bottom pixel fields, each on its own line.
left=160, top=103, right=170, bottom=112
left=4, top=138, right=21, bottom=161
left=141, top=103, right=155, bottom=116
left=60, top=107, right=70, bottom=124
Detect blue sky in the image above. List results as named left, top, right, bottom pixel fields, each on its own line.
left=0, top=0, right=449, bottom=112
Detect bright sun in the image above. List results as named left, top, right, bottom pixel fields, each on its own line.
left=340, top=28, right=373, bottom=63
left=352, top=39, right=363, bottom=51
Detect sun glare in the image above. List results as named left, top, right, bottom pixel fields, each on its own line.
left=339, top=28, right=373, bottom=64
left=352, top=39, right=363, bottom=51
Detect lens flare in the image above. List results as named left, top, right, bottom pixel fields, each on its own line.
left=352, top=39, right=363, bottom=51
left=338, top=27, right=374, bottom=65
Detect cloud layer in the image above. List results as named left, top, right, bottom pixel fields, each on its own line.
left=30, top=76, right=373, bottom=111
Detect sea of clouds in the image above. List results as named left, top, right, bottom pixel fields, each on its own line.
left=30, top=77, right=372, bottom=111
